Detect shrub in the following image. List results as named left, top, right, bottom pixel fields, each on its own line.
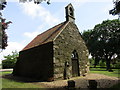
left=2, top=51, right=18, bottom=69
left=114, top=62, right=120, bottom=69
left=89, top=58, right=94, bottom=67
left=99, top=60, right=106, bottom=67
left=2, top=59, right=17, bottom=69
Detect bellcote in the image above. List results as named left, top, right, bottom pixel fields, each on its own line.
left=65, top=3, right=75, bottom=23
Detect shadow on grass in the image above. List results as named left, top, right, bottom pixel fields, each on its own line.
left=2, top=73, right=120, bottom=89
left=2, top=74, right=47, bottom=83
left=90, top=69, right=107, bottom=71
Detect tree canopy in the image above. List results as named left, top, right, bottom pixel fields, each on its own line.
left=109, top=0, right=120, bottom=15
left=19, top=0, right=51, bottom=4
left=2, top=51, right=19, bottom=68
left=82, top=19, right=120, bottom=70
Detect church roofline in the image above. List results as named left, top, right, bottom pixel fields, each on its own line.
left=21, top=21, right=68, bottom=51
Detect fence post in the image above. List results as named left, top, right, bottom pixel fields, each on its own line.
left=67, top=80, right=75, bottom=89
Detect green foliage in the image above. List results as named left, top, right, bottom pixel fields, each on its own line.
left=109, top=0, right=120, bottom=15
left=99, top=60, right=106, bottom=67
left=82, top=19, right=120, bottom=70
left=89, top=58, right=94, bottom=67
left=2, top=51, right=19, bottom=69
left=114, top=62, right=120, bottom=68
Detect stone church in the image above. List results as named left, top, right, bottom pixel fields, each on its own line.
left=13, top=4, right=89, bottom=81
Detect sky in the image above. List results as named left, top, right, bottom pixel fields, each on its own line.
left=0, top=0, right=118, bottom=62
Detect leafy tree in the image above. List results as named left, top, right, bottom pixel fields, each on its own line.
left=0, top=0, right=12, bottom=49
left=0, top=13, right=12, bottom=49
left=19, top=0, right=51, bottom=4
left=82, top=19, right=120, bottom=71
left=2, top=51, right=19, bottom=68
left=0, top=0, right=7, bottom=10
left=109, top=0, right=120, bottom=15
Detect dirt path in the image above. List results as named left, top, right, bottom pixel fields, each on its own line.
left=0, top=69, right=13, bottom=72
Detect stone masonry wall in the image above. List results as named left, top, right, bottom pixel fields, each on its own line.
left=53, top=22, right=89, bottom=80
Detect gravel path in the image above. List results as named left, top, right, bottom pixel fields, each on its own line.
left=0, top=69, right=13, bottom=72
left=39, top=73, right=120, bottom=88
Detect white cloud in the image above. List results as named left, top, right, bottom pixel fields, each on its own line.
left=0, top=41, right=25, bottom=61
left=20, top=2, right=60, bottom=25
left=24, top=31, right=41, bottom=39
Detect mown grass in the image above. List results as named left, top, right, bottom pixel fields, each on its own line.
left=1, top=71, right=44, bottom=88
left=1, top=68, right=120, bottom=89
left=1, top=71, right=12, bottom=75
left=2, top=78, right=44, bottom=88
left=90, top=67, right=120, bottom=89
left=90, top=68, right=120, bottom=78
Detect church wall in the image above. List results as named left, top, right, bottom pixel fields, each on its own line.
left=53, top=22, right=89, bottom=80
left=13, top=42, right=54, bottom=81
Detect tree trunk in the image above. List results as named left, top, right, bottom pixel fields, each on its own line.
left=94, top=58, right=99, bottom=68
left=106, top=58, right=111, bottom=71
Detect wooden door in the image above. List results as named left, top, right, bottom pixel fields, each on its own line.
left=72, top=59, right=79, bottom=77
left=71, top=50, right=80, bottom=77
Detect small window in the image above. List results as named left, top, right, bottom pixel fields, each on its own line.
left=69, top=7, right=73, bottom=16
left=71, top=50, right=78, bottom=59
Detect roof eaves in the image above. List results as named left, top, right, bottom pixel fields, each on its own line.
left=20, top=41, right=53, bottom=52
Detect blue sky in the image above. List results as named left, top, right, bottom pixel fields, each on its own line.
left=0, top=0, right=118, bottom=61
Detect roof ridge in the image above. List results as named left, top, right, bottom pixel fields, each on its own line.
left=37, top=21, right=66, bottom=37
left=41, top=21, right=67, bottom=44
left=22, top=21, right=68, bottom=51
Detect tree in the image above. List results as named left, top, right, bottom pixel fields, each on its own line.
left=82, top=19, right=120, bottom=71
left=0, top=0, right=12, bottom=49
left=2, top=51, right=19, bottom=68
left=0, top=13, right=12, bottom=49
left=109, top=0, right=120, bottom=19
left=19, top=0, right=51, bottom=4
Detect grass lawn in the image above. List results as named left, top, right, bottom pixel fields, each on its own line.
left=1, top=71, right=45, bottom=88
left=90, top=67, right=120, bottom=78
left=1, top=68, right=120, bottom=89
left=1, top=71, right=12, bottom=76
left=90, top=67, right=120, bottom=89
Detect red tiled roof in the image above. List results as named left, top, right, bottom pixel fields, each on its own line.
left=22, top=21, right=67, bottom=51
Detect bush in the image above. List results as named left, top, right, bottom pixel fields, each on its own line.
left=114, top=62, right=120, bottom=69
left=89, top=58, right=94, bottom=67
left=2, top=51, right=18, bottom=69
left=2, top=59, right=17, bottom=69
left=99, top=60, right=106, bottom=67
